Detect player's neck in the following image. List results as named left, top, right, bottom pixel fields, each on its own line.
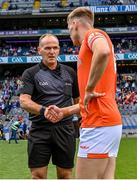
left=79, top=26, right=92, bottom=45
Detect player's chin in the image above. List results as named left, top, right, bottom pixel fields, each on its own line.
left=72, top=39, right=80, bottom=46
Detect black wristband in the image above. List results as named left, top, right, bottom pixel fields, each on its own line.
left=40, top=106, right=46, bottom=117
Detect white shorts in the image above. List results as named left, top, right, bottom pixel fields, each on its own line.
left=78, top=125, right=122, bottom=158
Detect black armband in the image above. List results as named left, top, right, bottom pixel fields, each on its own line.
left=40, top=106, right=46, bottom=117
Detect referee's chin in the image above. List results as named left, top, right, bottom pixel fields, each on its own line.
left=47, top=59, right=58, bottom=68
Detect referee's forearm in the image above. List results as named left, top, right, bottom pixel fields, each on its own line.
left=20, top=95, right=42, bottom=115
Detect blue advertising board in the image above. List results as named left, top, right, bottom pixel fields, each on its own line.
left=0, top=53, right=137, bottom=64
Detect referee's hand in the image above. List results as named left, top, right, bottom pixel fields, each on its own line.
left=84, top=91, right=105, bottom=113
left=44, top=105, right=63, bottom=123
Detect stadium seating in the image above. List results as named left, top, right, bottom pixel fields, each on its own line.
left=0, top=43, right=80, bottom=56
left=90, top=0, right=136, bottom=5
left=1, top=1, right=9, bottom=10
left=33, top=0, right=40, bottom=10
left=40, top=0, right=80, bottom=12
left=0, top=0, right=136, bottom=14
left=0, top=0, right=34, bottom=13
left=1, top=38, right=137, bottom=56
left=8, top=0, right=34, bottom=11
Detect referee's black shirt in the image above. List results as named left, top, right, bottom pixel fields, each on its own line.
left=20, top=62, right=79, bottom=127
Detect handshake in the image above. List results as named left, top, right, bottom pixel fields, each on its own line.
left=44, top=105, right=64, bottom=123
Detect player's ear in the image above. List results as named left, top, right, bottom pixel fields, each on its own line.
left=73, top=19, right=79, bottom=30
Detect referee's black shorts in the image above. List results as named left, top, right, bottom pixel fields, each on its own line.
left=28, top=120, right=76, bottom=169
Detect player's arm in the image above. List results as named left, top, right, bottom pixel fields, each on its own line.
left=61, top=98, right=80, bottom=117
left=86, top=37, right=110, bottom=92
left=83, top=34, right=111, bottom=112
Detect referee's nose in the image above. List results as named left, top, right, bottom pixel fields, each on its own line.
left=49, top=47, right=55, bottom=54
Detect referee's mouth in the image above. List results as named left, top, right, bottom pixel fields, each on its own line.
left=48, top=56, right=56, bottom=59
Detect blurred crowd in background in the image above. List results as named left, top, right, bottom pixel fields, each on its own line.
left=1, top=0, right=137, bottom=12
left=0, top=72, right=136, bottom=140
left=1, top=38, right=137, bottom=57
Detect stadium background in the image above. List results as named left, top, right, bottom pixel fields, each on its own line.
left=0, top=0, right=137, bottom=179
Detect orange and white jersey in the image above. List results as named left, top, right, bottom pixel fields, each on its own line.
left=78, top=28, right=122, bottom=128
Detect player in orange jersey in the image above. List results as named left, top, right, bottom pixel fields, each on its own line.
left=66, top=7, right=122, bottom=179
left=46, top=7, right=122, bottom=179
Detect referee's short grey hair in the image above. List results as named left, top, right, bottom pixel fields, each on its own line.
left=39, top=34, right=59, bottom=45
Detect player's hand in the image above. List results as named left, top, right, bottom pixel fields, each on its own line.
left=44, top=105, right=63, bottom=123
left=84, top=91, right=105, bottom=113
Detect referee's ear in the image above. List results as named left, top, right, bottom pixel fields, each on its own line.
left=59, top=46, right=60, bottom=53
left=37, top=46, right=41, bottom=55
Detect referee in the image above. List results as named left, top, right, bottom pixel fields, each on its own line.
left=19, top=34, right=79, bottom=179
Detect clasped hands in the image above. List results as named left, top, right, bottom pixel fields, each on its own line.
left=43, top=90, right=106, bottom=123
left=44, top=105, right=64, bottom=123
